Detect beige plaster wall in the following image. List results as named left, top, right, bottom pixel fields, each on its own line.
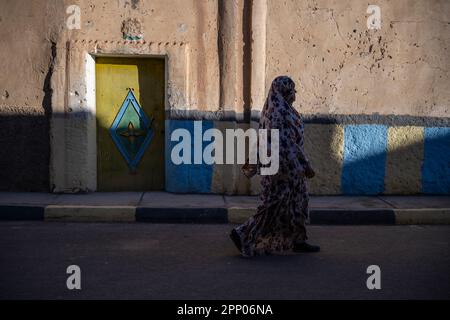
left=0, top=0, right=220, bottom=113
left=1, top=0, right=449, bottom=192
left=3, top=0, right=449, bottom=122
left=0, top=0, right=65, bottom=191
left=60, top=0, right=220, bottom=111
left=266, top=0, right=450, bottom=117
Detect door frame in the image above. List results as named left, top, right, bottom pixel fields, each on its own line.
left=50, top=40, right=189, bottom=192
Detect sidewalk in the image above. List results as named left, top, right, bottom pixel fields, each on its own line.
left=0, top=192, right=449, bottom=224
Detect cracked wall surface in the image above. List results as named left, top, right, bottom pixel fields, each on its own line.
left=266, top=0, right=450, bottom=117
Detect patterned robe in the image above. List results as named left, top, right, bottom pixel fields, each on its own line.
left=233, top=76, right=312, bottom=257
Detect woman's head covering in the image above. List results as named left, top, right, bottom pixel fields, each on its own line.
left=261, top=76, right=296, bottom=117
left=270, top=76, right=296, bottom=101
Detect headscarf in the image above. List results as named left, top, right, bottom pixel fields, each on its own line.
left=243, top=77, right=296, bottom=178
left=260, top=76, right=296, bottom=121
left=260, top=76, right=297, bottom=130
left=257, top=76, right=309, bottom=178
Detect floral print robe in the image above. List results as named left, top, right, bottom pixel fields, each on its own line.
left=233, top=76, right=312, bottom=257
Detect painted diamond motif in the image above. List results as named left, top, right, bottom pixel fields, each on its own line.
left=110, top=89, right=153, bottom=170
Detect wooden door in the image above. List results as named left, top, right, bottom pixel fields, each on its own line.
left=96, top=57, right=165, bottom=191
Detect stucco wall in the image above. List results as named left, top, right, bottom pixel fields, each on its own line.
left=0, top=0, right=64, bottom=191
left=0, top=0, right=449, bottom=194
left=164, top=120, right=450, bottom=195
left=0, top=0, right=221, bottom=191
left=265, top=0, right=450, bottom=117
left=61, top=0, right=220, bottom=111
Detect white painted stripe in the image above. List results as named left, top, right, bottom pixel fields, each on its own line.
left=45, top=206, right=136, bottom=222
left=394, top=209, right=450, bottom=225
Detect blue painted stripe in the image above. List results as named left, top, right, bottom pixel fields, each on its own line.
left=165, top=120, right=214, bottom=193
left=342, top=125, right=388, bottom=195
left=422, top=127, right=450, bottom=194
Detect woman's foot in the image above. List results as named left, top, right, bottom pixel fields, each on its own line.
left=229, top=229, right=242, bottom=253
left=293, top=242, right=320, bottom=253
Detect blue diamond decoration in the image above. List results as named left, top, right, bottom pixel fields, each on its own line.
left=110, top=89, right=154, bottom=170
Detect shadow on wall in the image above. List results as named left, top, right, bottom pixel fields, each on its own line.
left=305, top=124, right=450, bottom=195
left=0, top=112, right=449, bottom=195
left=166, top=120, right=450, bottom=195
left=0, top=114, right=50, bottom=191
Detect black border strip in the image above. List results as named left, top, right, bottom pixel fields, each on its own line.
left=310, top=209, right=396, bottom=225
left=0, top=206, right=45, bottom=221
left=136, top=207, right=228, bottom=223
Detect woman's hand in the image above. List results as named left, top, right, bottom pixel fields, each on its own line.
left=305, top=165, right=315, bottom=179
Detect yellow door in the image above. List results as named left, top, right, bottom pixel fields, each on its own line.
left=96, top=57, right=165, bottom=191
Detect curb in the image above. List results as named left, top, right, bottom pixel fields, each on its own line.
left=394, top=209, right=450, bottom=225
left=1, top=205, right=450, bottom=225
left=45, top=206, right=136, bottom=222
left=0, top=205, right=44, bottom=221
left=229, top=208, right=397, bottom=225
left=309, top=209, right=396, bottom=225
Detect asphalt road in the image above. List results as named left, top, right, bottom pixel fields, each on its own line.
left=0, top=222, right=449, bottom=299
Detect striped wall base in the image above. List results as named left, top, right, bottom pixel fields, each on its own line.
left=164, top=120, right=450, bottom=195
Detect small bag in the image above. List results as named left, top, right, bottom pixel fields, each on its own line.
left=241, top=159, right=258, bottom=179
left=241, top=133, right=260, bottom=179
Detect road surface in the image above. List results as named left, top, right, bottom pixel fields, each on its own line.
left=0, top=221, right=449, bottom=299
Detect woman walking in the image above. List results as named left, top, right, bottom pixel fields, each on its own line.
left=230, top=76, right=320, bottom=257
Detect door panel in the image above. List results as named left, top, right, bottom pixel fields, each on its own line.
left=96, top=57, right=165, bottom=191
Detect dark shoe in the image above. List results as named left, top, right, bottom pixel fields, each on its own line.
left=229, top=229, right=242, bottom=252
left=293, top=242, right=320, bottom=253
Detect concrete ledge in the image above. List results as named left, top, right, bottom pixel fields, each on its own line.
left=136, top=207, right=228, bottom=223
left=228, top=207, right=257, bottom=224
left=44, top=206, right=136, bottom=222
left=0, top=203, right=449, bottom=225
left=394, top=209, right=450, bottom=225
